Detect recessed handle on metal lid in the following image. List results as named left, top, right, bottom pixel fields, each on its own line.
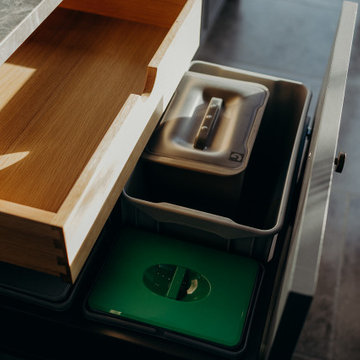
left=194, top=97, right=223, bottom=150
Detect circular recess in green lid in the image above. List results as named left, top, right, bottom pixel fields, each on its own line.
left=143, top=264, right=211, bottom=302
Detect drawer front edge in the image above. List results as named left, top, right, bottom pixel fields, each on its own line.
left=53, top=0, right=202, bottom=283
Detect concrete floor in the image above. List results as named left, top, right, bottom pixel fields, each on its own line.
left=195, top=0, right=360, bottom=359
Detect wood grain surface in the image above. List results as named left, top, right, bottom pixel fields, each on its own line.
left=0, top=0, right=201, bottom=281
left=60, top=0, right=186, bottom=28
left=0, top=8, right=167, bottom=212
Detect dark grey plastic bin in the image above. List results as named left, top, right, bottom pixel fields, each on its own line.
left=123, top=61, right=311, bottom=262
left=83, top=226, right=265, bottom=359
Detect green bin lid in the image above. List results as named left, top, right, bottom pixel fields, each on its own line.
left=88, top=227, right=259, bottom=347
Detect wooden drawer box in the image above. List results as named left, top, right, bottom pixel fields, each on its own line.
left=0, top=0, right=201, bottom=283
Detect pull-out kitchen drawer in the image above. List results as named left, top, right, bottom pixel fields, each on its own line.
left=85, top=1, right=357, bottom=358
left=112, top=0, right=356, bottom=351
left=0, top=1, right=356, bottom=360
left=0, top=0, right=202, bottom=283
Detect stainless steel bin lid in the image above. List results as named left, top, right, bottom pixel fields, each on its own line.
left=144, top=71, right=269, bottom=176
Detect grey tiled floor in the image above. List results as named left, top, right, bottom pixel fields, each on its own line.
left=196, top=0, right=360, bottom=359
